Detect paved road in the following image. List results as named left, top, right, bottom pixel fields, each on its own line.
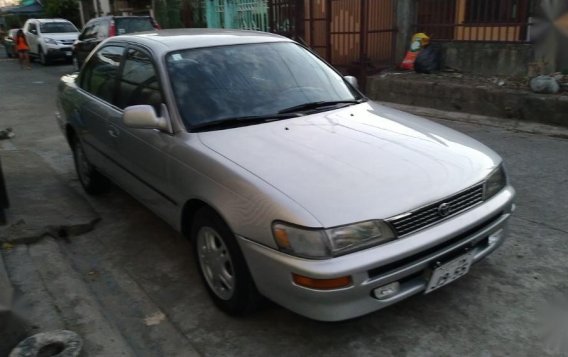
left=1, top=53, right=567, bottom=357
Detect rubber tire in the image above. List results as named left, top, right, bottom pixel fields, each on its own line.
left=39, top=47, right=49, bottom=65
left=191, top=207, right=261, bottom=315
left=72, top=137, right=108, bottom=195
left=8, top=330, right=83, bottom=357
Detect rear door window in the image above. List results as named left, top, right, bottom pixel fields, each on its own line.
left=80, top=45, right=125, bottom=105
left=115, top=18, right=154, bottom=35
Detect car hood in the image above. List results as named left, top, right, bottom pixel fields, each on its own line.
left=198, top=101, right=501, bottom=227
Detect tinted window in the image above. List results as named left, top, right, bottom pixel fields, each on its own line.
left=40, top=22, right=78, bottom=33
left=80, top=24, right=96, bottom=40
left=115, top=18, right=155, bottom=35
left=116, top=49, right=162, bottom=113
left=80, top=46, right=124, bottom=105
left=166, top=42, right=360, bottom=127
left=28, top=23, right=37, bottom=33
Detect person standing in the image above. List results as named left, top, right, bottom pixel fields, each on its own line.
left=15, top=29, right=31, bottom=69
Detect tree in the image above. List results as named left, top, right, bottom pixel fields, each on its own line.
left=43, top=0, right=81, bottom=27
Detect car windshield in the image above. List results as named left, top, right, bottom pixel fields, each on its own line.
left=166, top=42, right=362, bottom=129
left=40, top=22, right=77, bottom=33
left=115, top=18, right=155, bottom=35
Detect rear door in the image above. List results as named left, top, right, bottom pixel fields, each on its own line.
left=75, top=45, right=125, bottom=173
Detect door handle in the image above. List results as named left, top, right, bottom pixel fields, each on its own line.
left=108, top=126, right=119, bottom=138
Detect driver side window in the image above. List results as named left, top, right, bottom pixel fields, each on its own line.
left=116, top=48, right=163, bottom=115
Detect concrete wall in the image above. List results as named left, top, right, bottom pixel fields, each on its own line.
left=440, top=42, right=534, bottom=77
left=366, top=75, right=568, bottom=128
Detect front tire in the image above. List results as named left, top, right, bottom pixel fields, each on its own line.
left=72, top=137, right=108, bottom=194
left=191, top=207, right=261, bottom=315
left=38, top=47, right=49, bottom=65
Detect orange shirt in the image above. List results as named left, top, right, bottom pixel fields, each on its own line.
left=16, top=36, right=29, bottom=51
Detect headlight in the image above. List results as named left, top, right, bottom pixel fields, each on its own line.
left=484, top=165, right=507, bottom=200
left=273, top=220, right=396, bottom=259
left=44, top=38, right=58, bottom=45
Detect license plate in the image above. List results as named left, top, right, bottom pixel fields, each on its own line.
left=65, top=51, right=72, bottom=56
left=425, top=252, right=474, bottom=294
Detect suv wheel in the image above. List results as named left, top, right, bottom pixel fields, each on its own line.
left=39, top=47, right=49, bottom=65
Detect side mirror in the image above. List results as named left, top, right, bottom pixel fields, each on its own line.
left=344, top=76, right=359, bottom=89
left=30, top=29, right=37, bottom=35
left=123, top=105, right=171, bottom=132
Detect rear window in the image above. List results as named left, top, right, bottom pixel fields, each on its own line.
left=115, top=18, right=155, bottom=35
left=40, top=22, right=78, bottom=33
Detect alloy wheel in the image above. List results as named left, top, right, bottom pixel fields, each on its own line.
left=197, top=226, right=235, bottom=300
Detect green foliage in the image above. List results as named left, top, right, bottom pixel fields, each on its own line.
left=43, top=0, right=81, bottom=27
left=155, top=0, right=183, bottom=28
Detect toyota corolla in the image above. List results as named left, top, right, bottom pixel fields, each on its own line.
left=56, top=29, right=515, bottom=321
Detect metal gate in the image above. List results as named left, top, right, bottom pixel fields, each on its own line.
left=304, top=0, right=397, bottom=88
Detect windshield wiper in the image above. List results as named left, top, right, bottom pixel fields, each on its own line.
left=278, top=99, right=366, bottom=114
left=190, top=113, right=300, bottom=132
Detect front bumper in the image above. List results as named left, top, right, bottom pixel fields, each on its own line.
left=45, top=45, right=73, bottom=59
left=238, top=186, right=515, bottom=321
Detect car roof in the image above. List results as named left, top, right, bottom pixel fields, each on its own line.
left=107, top=28, right=292, bottom=53
left=87, top=15, right=153, bottom=23
left=28, top=18, right=73, bottom=23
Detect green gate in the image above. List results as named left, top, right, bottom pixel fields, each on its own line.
left=204, top=0, right=269, bottom=31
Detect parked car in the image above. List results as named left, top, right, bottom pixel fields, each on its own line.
left=23, top=18, right=79, bottom=65
left=56, top=29, right=516, bottom=322
left=3, top=29, right=19, bottom=58
left=73, top=16, right=159, bottom=69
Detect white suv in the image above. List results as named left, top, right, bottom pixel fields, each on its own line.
left=23, top=18, right=79, bottom=65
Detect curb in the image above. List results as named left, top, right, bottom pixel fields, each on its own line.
left=0, top=250, right=13, bottom=311
left=381, top=102, right=568, bottom=139
left=367, top=75, right=568, bottom=129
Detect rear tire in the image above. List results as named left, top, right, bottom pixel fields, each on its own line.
left=72, top=137, right=108, bottom=195
left=191, top=207, right=261, bottom=315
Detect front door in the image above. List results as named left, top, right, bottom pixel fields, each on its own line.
left=111, top=47, right=178, bottom=223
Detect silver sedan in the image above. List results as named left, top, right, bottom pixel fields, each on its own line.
left=56, top=29, right=515, bottom=321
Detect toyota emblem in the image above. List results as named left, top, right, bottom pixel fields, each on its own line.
left=438, top=203, right=451, bottom=217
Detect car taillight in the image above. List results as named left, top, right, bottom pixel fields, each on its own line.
left=152, top=19, right=161, bottom=29
left=109, top=21, right=116, bottom=37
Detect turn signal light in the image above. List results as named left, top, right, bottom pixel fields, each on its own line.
left=292, top=273, right=352, bottom=290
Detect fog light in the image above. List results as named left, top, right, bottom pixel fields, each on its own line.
left=488, top=229, right=504, bottom=245
left=373, top=281, right=400, bottom=300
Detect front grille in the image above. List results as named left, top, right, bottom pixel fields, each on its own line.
left=60, top=40, right=74, bottom=45
left=388, top=183, right=485, bottom=236
left=369, top=211, right=502, bottom=279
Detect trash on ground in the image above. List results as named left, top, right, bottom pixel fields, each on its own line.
left=530, top=75, right=560, bottom=94
left=0, top=128, right=14, bottom=140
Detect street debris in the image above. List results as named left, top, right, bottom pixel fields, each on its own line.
left=144, top=311, right=166, bottom=326
left=530, top=75, right=561, bottom=94
left=0, top=128, right=14, bottom=140
left=8, top=330, right=83, bottom=357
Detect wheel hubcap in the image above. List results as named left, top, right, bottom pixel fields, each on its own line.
left=197, top=227, right=235, bottom=300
